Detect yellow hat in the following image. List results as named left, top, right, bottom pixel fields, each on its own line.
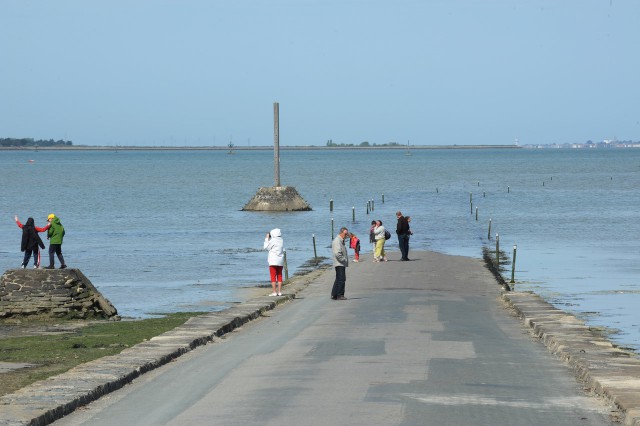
left=47, top=214, right=55, bottom=220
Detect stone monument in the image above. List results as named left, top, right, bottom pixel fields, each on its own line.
left=243, top=102, right=311, bottom=211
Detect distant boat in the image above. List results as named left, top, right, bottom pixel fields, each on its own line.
left=405, top=141, right=413, bottom=156
left=227, top=141, right=235, bottom=154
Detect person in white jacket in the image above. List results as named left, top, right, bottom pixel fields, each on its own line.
left=264, top=228, right=285, bottom=296
left=373, top=220, right=387, bottom=262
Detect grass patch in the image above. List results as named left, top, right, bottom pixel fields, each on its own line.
left=0, top=312, right=203, bottom=397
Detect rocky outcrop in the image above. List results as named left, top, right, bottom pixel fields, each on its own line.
left=0, top=269, right=118, bottom=320
left=243, top=186, right=312, bottom=211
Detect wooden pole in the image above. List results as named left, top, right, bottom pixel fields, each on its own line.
left=510, top=244, right=517, bottom=284
left=273, top=102, right=281, bottom=187
left=331, top=218, right=334, bottom=241
left=283, top=250, right=289, bottom=281
left=312, top=234, right=318, bottom=264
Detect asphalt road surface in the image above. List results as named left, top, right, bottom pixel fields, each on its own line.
left=55, top=251, right=615, bottom=426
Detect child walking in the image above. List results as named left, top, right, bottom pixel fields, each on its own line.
left=349, top=233, right=360, bottom=262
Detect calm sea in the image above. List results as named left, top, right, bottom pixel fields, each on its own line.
left=1, top=148, right=639, bottom=350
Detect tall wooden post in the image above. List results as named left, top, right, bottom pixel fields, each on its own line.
left=274, top=102, right=281, bottom=187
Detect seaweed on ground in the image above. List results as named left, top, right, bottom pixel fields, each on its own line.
left=482, top=246, right=510, bottom=291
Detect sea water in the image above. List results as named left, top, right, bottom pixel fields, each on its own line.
left=1, top=148, right=639, bottom=351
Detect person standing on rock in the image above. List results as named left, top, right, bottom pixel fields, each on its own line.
left=45, top=213, right=66, bottom=269
left=264, top=228, right=284, bottom=296
left=15, top=216, right=48, bottom=268
left=331, top=227, right=349, bottom=300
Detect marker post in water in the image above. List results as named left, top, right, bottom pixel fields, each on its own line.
left=352, top=207, right=355, bottom=222
left=488, top=219, right=492, bottom=240
left=331, top=218, right=334, bottom=241
left=312, top=234, right=318, bottom=265
left=510, top=244, right=517, bottom=285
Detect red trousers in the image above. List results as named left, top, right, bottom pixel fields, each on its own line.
left=269, top=265, right=283, bottom=283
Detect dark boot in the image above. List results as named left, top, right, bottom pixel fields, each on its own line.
left=57, top=253, right=66, bottom=269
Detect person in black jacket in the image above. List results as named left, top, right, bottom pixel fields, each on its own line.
left=396, top=211, right=412, bottom=261
left=15, top=216, right=47, bottom=269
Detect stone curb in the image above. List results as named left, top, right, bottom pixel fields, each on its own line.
left=503, top=291, right=640, bottom=426
left=0, top=267, right=328, bottom=426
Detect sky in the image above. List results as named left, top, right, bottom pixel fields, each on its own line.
left=1, top=0, right=639, bottom=147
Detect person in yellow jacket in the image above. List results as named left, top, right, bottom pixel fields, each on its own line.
left=44, top=213, right=67, bottom=269
left=373, top=220, right=387, bottom=262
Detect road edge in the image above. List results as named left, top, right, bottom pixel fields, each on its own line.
left=503, top=292, right=640, bottom=426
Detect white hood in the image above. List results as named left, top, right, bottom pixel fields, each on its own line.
left=270, top=228, right=282, bottom=238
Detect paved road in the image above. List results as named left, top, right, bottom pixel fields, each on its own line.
left=55, top=251, right=615, bottom=425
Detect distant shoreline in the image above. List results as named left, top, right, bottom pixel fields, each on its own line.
left=0, top=145, right=521, bottom=151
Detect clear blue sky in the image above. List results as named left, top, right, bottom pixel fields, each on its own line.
left=1, top=0, right=639, bottom=146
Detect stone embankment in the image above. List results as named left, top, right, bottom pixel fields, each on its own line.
left=0, top=269, right=118, bottom=320
left=503, top=292, right=640, bottom=426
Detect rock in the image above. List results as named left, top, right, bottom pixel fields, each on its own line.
left=0, top=268, right=119, bottom=321
left=242, top=186, right=312, bottom=211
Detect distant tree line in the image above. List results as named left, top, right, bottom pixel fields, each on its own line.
left=325, top=139, right=402, bottom=147
left=0, top=138, right=73, bottom=147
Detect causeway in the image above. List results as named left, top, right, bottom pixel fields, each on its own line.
left=3, top=251, right=638, bottom=425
